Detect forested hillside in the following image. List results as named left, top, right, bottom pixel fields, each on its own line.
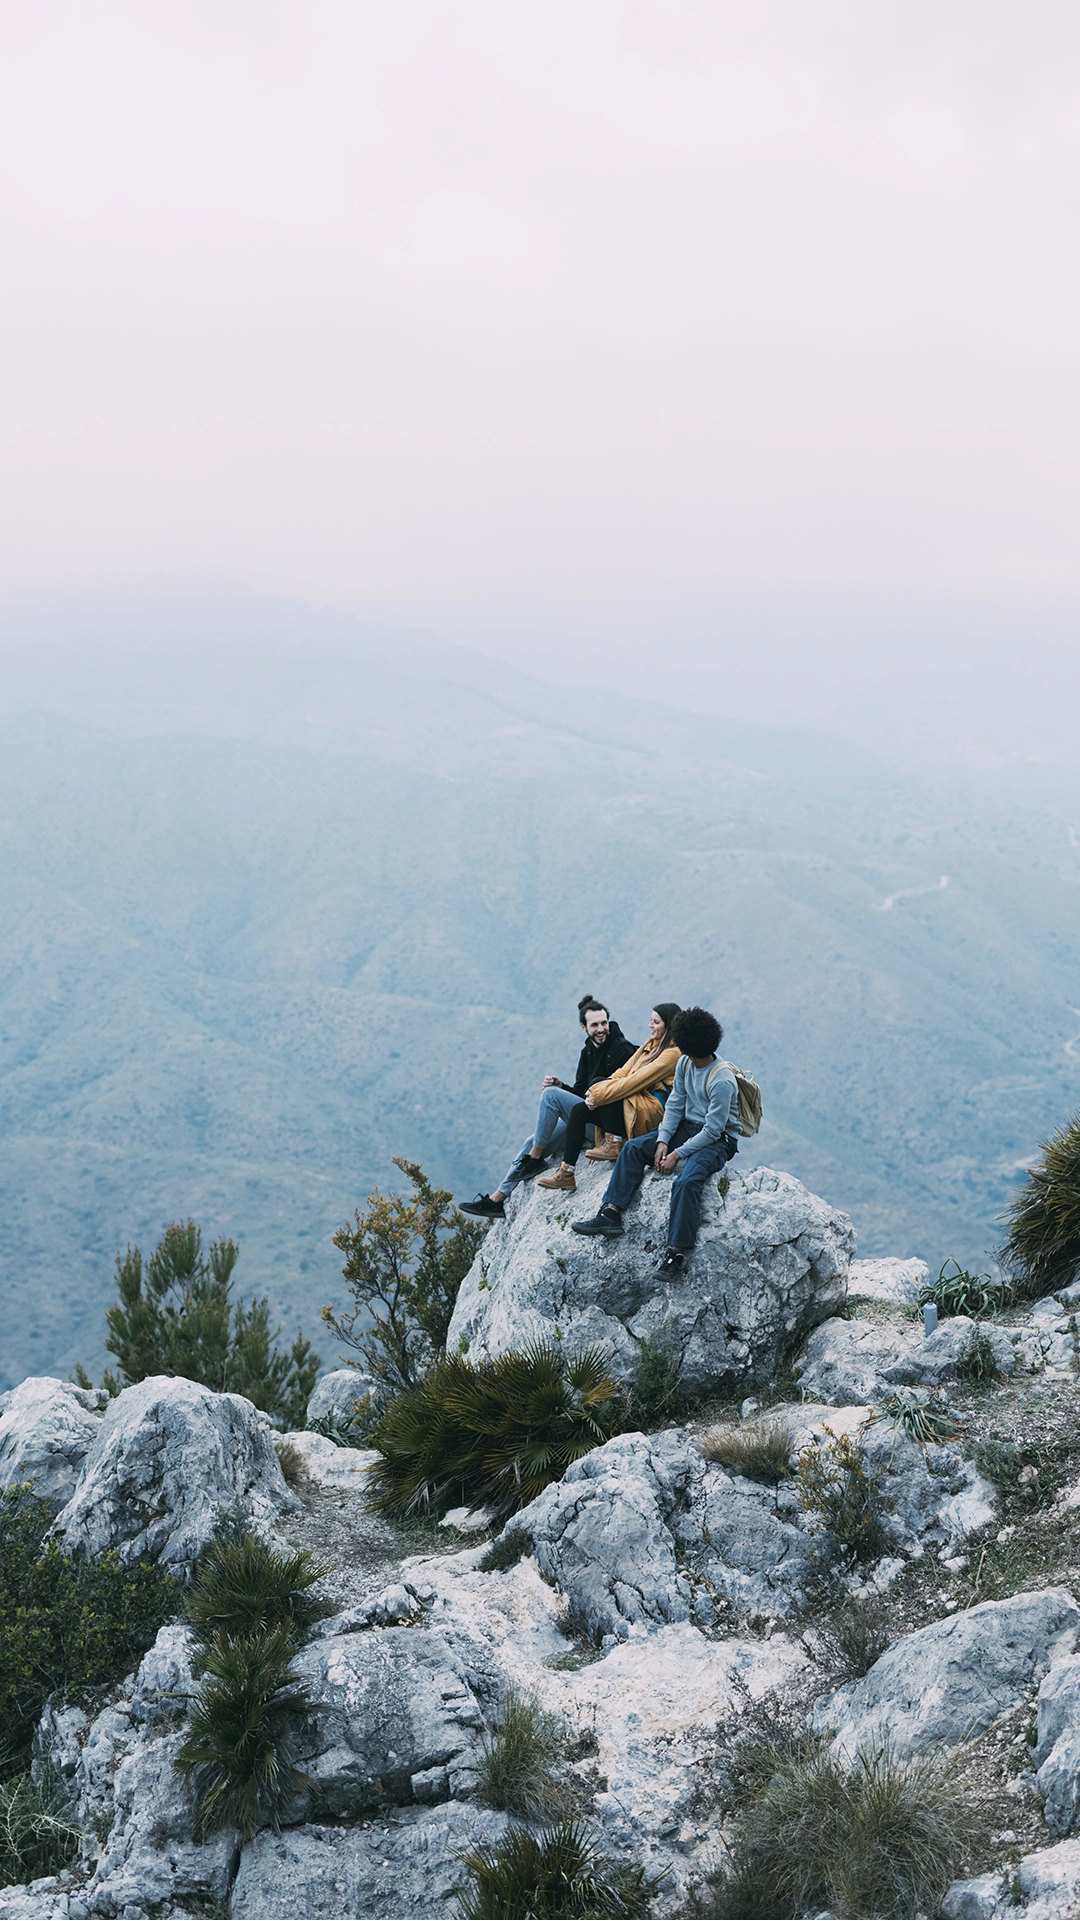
left=1, top=588, right=1077, bottom=1388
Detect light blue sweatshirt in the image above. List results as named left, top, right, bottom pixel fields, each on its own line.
left=658, top=1058, right=740, bottom=1158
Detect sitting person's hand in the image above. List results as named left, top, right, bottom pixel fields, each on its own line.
left=584, top=1090, right=596, bottom=1109
left=542, top=1074, right=561, bottom=1088
left=654, top=1145, right=680, bottom=1175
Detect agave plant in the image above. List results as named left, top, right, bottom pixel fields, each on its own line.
left=366, top=1340, right=620, bottom=1520
left=873, top=1390, right=960, bottom=1446
left=917, top=1260, right=1008, bottom=1320
left=1003, top=1115, right=1080, bottom=1300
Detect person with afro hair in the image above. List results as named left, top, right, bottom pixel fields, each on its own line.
left=572, top=1006, right=739, bottom=1277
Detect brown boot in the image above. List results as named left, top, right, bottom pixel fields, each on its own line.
left=538, top=1163, right=577, bottom=1192
left=586, top=1137, right=623, bottom=1162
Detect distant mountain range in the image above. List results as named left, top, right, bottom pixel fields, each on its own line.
left=1, top=586, right=1078, bottom=1390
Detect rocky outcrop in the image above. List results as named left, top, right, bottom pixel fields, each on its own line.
left=282, top=1428, right=378, bottom=1492
left=448, top=1163, right=853, bottom=1396
left=52, top=1375, right=296, bottom=1573
left=307, top=1368, right=375, bottom=1431
left=848, top=1257, right=928, bottom=1304
left=943, top=1839, right=1080, bottom=1918
left=231, top=1806, right=511, bottom=1921
left=1033, top=1653, right=1080, bottom=1834
left=289, top=1629, right=485, bottom=1817
left=0, top=1377, right=105, bottom=1512
left=812, top=1588, right=1080, bottom=1759
left=798, top=1314, right=1015, bottom=1404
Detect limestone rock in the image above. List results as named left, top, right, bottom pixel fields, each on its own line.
left=448, top=1162, right=853, bottom=1396
left=231, top=1804, right=510, bottom=1920
left=282, top=1427, right=379, bottom=1491
left=289, top=1628, right=485, bottom=1817
left=849, top=1257, right=928, bottom=1304
left=51, top=1375, right=297, bottom=1573
left=943, top=1840, right=1080, bottom=1918
left=812, top=1588, right=1079, bottom=1759
left=0, top=1377, right=105, bottom=1513
left=307, top=1367, right=376, bottom=1431
left=859, top=1420, right=996, bottom=1553
left=1034, top=1652, right=1080, bottom=1833
left=798, top=1314, right=1014, bottom=1404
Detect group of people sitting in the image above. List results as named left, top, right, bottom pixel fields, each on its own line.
left=459, top=995, right=740, bottom=1279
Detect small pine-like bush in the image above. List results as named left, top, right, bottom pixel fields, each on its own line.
left=625, top=1322, right=686, bottom=1428
left=704, top=1741, right=977, bottom=1919
left=794, top=1434, right=890, bottom=1563
left=971, top=1437, right=1026, bottom=1484
left=813, top=1593, right=892, bottom=1680
left=1003, top=1115, right=1080, bottom=1300
left=0, top=1772, right=81, bottom=1887
left=185, top=1533, right=328, bottom=1651
left=175, top=1623, right=314, bottom=1837
left=459, top=1820, right=653, bottom=1920
left=478, top=1525, right=531, bottom=1574
left=475, top=1685, right=570, bottom=1823
left=366, top=1340, right=621, bottom=1521
left=0, top=1484, right=179, bottom=1767
left=702, top=1419, right=793, bottom=1486
left=918, top=1260, right=1008, bottom=1320
left=957, top=1329, right=1000, bottom=1384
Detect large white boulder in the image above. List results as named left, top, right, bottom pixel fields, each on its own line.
left=231, top=1805, right=511, bottom=1920
left=848, top=1257, right=928, bottom=1304
left=306, top=1367, right=375, bottom=1431
left=943, top=1840, right=1080, bottom=1918
left=0, top=1376, right=105, bottom=1512
left=1034, top=1652, right=1080, bottom=1834
left=798, top=1314, right=1015, bottom=1404
left=448, top=1163, right=853, bottom=1395
left=813, top=1588, right=1079, bottom=1760
left=51, top=1374, right=297, bottom=1571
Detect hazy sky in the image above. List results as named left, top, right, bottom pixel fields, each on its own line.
left=2, top=2, right=1079, bottom=702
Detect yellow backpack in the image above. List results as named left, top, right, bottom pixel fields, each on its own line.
left=706, top=1060, right=763, bottom=1138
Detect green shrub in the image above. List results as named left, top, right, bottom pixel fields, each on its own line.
left=0, top=1484, right=179, bottom=1770
left=812, top=1593, right=892, bottom=1680
left=274, top=1439, right=305, bottom=1488
left=702, top=1419, right=793, bottom=1486
left=918, top=1259, right=1008, bottom=1320
left=324, top=1159, right=485, bottom=1397
left=478, top=1525, right=531, bottom=1574
left=971, top=1437, right=1026, bottom=1484
left=0, top=1771, right=81, bottom=1888
left=794, top=1434, right=891, bottom=1563
left=476, top=1684, right=570, bottom=1822
left=175, top=1623, right=314, bottom=1838
left=1002, top=1115, right=1080, bottom=1299
left=79, top=1219, right=319, bottom=1428
left=458, top=1820, right=653, bottom=1919
left=957, top=1329, right=1000, bottom=1384
left=366, top=1339, right=621, bottom=1521
left=625, top=1322, right=686, bottom=1428
left=704, top=1741, right=977, bottom=1919
left=185, top=1533, right=328, bottom=1652
left=873, top=1389, right=960, bottom=1445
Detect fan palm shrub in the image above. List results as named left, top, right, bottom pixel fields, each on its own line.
left=1003, top=1114, right=1080, bottom=1299
left=458, top=1819, right=653, bottom=1919
left=175, top=1623, right=314, bottom=1837
left=185, top=1533, right=327, bottom=1650
left=366, top=1339, right=620, bottom=1521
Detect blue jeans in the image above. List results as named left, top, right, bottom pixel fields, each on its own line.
left=499, top=1085, right=587, bottom=1193
left=603, top=1123, right=736, bottom=1249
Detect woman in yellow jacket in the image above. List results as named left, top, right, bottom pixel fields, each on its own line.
left=538, top=1002, right=682, bottom=1193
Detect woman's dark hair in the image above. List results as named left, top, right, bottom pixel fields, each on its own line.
left=672, top=1006, right=722, bottom=1058
left=577, top=993, right=609, bottom=1026
left=651, top=1002, right=682, bottom=1046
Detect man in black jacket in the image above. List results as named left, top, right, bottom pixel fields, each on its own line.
left=459, top=996, right=636, bottom=1218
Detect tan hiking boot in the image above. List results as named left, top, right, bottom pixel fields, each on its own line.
left=585, top=1139, right=622, bottom=1162
left=538, top=1163, right=577, bottom=1192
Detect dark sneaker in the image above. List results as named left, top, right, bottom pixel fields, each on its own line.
left=513, top=1153, right=548, bottom=1182
left=458, top=1193, right=505, bottom=1219
left=657, top=1249, right=686, bottom=1279
left=571, top=1206, right=625, bottom=1237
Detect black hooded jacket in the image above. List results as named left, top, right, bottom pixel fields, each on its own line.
left=560, top=1022, right=636, bottom=1098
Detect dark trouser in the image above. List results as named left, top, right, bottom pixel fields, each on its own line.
left=603, top=1121, right=737, bottom=1249
left=562, top=1098, right=627, bottom=1165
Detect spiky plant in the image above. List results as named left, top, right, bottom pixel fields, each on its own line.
left=703, top=1740, right=978, bottom=1919
left=458, top=1819, right=653, bottom=1920
left=0, top=1772, right=81, bottom=1886
left=701, top=1418, right=793, bottom=1485
left=175, top=1623, right=314, bottom=1837
left=1003, top=1115, right=1080, bottom=1300
left=366, top=1340, right=621, bottom=1520
left=918, top=1259, right=1008, bottom=1319
left=185, top=1533, right=328, bottom=1652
